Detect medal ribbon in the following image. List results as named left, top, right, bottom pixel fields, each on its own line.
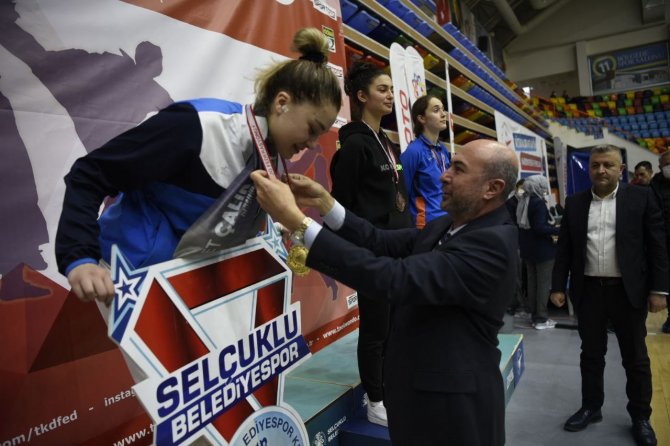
left=364, top=122, right=400, bottom=185
left=245, top=104, right=291, bottom=185
left=421, top=135, right=448, bottom=173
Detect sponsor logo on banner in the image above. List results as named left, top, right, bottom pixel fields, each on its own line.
left=312, top=0, right=337, bottom=21
left=108, top=234, right=311, bottom=445
left=345, top=292, right=358, bottom=309
left=519, top=152, right=543, bottom=172
left=512, top=133, right=536, bottom=152
left=322, top=26, right=336, bottom=52
left=312, top=431, right=327, bottom=446
left=389, top=44, right=414, bottom=151
left=390, top=44, right=427, bottom=152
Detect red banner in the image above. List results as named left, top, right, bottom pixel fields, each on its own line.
left=0, top=1, right=356, bottom=444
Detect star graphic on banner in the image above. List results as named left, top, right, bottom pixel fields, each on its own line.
left=108, top=245, right=150, bottom=343
left=114, top=260, right=146, bottom=310
left=260, top=214, right=288, bottom=261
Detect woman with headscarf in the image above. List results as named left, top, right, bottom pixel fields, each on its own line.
left=516, top=175, right=560, bottom=329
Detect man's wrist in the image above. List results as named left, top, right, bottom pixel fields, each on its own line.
left=284, top=211, right=307, bottom=233
left=319, top=196, right=335, bottom=216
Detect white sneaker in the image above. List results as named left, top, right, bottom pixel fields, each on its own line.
left=533, top=319, right=557, bottom=330
left=367, top=399, right=388, bottom=427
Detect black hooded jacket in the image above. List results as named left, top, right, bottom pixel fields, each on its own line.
left=330, top=121, right=413, bottom=229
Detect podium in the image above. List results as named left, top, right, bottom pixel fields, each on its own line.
left=285, top=331, right=524, bottom=445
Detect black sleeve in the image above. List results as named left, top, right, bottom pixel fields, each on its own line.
left=332, top=210, right=419, bottom=258
left=551, top=195, right=573, bottom=292
left=644, top=187, right=669, bottom=292
left=330, top=137, right=366, bottom=209
left=309, top=223, right=517, bottom=310
left=55, top=103, right=203, bottom=274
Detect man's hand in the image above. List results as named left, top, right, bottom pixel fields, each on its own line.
left=68, top=263, right=115, bottom=305
left=550, top=291, right=566, bottom=308
left=283, top=173, right=334, bottom=216
left=648, top=293, right=667, bottom=313
left=251, top=170, right=305, bottom=232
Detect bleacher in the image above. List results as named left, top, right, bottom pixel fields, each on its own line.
left=535, top=88, right=670, bottom=153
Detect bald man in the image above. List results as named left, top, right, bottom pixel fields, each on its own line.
left=251, top=139, right=520, bottom=446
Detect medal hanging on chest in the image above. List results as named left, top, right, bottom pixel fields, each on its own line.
left=366, top=123, right=406, bottom=212
left=246, top=104, right=310, bottom=276
left=395, top=190, right=406, bottom=212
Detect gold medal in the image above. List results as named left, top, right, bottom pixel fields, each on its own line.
left=287, top=245, right=310, bottom=276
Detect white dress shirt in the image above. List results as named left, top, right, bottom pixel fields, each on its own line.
left=584, top=185, right=621, bottom=277
left=303, top=201, right=346, bottom=249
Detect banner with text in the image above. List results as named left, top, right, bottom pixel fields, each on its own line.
left=0, top=1, right=357, bottom=445
left=589, top=41, right=670, bottom=95
left=495, top=110, right=550, bottom=183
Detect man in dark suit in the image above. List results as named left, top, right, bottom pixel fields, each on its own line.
left=550, top=145, right=668, bottom=446
left=251, top=139, right=520, bottom=445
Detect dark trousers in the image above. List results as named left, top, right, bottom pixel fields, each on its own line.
left=578, top=277, right=652, bottom=420
left=357, top=292, right=390, bottom=402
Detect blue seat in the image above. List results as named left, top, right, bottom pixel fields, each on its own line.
left=368, top=23, right=399, bottom=46
left=641, top=130, right=652, bottom=138
left=640, top=122, right=649, bottom=130
left=623, top=124, right=632, bottom=131
left=649, top=121, right=659, bottom=129
left=385, top=0, right=410, bottom=19
left=636, top=115, right=646, bottom=122
left=401, top=10, right=422, bottom=28
left=631, top=123, right=640, bottom=131
left=341, top=0, right=358, bottom=22
left=662, top=128, right=670, bottom=137
left=347, top=10, right=381, bottom=35
left=651, top=129, right=661, bottom=138
left=659, top=120, right=669, bottom=128
left=417, top=21, right=433, bottom=37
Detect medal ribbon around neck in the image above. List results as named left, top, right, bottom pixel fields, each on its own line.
left=363, top=121, right=406, bottom=212
left=421, top=135, right=448, bottom=174
left=247, top=104, right=310, bottom=275
left=364, top=121, right=400, bottom=185
left=245, top=104, right=291, bottom=185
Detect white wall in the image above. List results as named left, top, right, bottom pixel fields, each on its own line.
left=504, top=0, right=667, bottom=94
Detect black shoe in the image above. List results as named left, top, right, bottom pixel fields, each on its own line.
left=632, top=419, right=657, bottom=446
left=564, top=407, right=603, bottom=432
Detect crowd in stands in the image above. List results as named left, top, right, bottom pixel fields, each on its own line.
left=534, top=88, right=670, bottom=154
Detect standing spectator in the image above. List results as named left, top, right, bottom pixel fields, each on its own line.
left=506, top=179, right=530, bottom=319
left=330, top=61, right=413, bottom=426
left=400, top=94, right=450, bottom=228
left=650, top=150, right=670, bottom=333
left=633, top=161, right=653, bottom=186
left=516, top=175, right=559, bottom=329
left=550, top=145, right=668, bottom=446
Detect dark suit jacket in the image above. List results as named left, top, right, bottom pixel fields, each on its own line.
left=551, top=183, right=668, bottom=309
left=308, top=205, right=518, bottom=446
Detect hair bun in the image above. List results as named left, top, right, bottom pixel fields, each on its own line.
left=300, top=51, right=326, bottom=64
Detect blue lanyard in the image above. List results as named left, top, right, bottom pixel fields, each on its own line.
left=420, top=135, right=447, bottom=173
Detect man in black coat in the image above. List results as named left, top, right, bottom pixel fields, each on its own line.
left=251, top=139, right=520, bottom=445
left=550, top=145, right=668, bottom=446
left=650, top=150, right=670, bottom=333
